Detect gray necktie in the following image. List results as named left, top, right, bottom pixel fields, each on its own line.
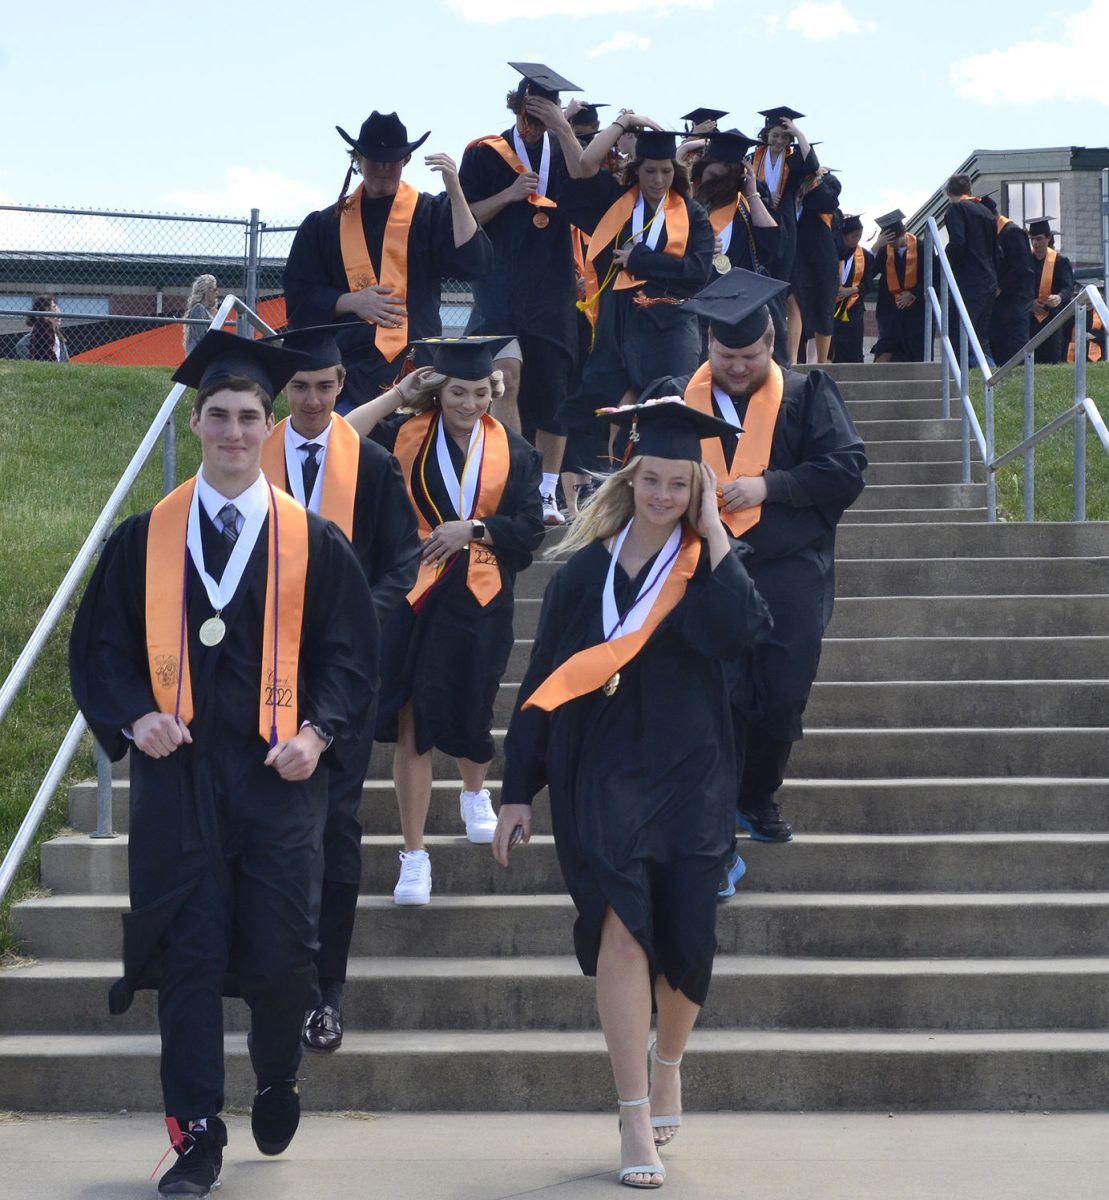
left=218, top=502, right=240, bottom=546
left=301, top=443, right=322, bottom=499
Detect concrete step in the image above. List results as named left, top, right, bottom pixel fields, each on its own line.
left=837, top=521, right=1109, bottom=559
left=817, top=636, right=1109, bottom=681
left=9, top=955, right=1109, bottom=1035
left=843, top=507, right=988, bottom=524
left=845, top=398, right=945, bottom=421
left=867, top=461, right=970, bottom=484
left=865, top=439, right=972, bottom=462
left=37, top=831, right=1109, bottom=897
left=799, top=361, right=944, bottom=382
left=838, top=379, right=948, bottom=402
left=853, top=483, right=985, bottom=510
left=854, top=417, right=963, bottom=442
left=17, top=891, right=1109, bottom=961
left=3, top=1028, right=1109, bottom=1111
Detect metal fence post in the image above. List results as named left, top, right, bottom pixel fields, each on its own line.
left=91, top=742, right=116, bottom=839
left=1102, top=169, right=1109, bottom=299
left=246, top=208, right=261, bottom=312
left=1023, top=353, right=1035, bottom=521
left=1075, top=300, right=1088, bottom=521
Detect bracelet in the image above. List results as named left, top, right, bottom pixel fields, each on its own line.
left=613, top=121, right=628, bottom=133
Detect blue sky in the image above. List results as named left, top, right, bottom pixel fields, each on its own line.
left=3, top=0, right=1108, bottom=246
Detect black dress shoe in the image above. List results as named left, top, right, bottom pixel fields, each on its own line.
left=251, top=1079, right=300, bottom=1156
left=302, top=1004, right=343, bottom=1053
left=158, top=1116, right=227, bottom=1196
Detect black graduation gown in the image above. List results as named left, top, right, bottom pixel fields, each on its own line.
left=649, top=368, right=867, bottom=742
left=989, top=218, right=1035, bottom=366
left=283, top=190, right=493, bottom=414
left=715, top=192, right=780, bottom=276
left=872, top=243, right=928, bottom=361
left=558, top=173, right=713, bottom=422
left=501, top=539, right=771, bottom=1005
left=944, top=198, right=998, bottom=345
left=459, top=130, right=578, bottom=359
left=371, top=414, right=544, bottom=761
left=792, top=175, right=843, bottom=337
left=832, top=247, right=876, bottom=364
left=1030, top=251, right=1075, bottom=363
left=68, top=506, right=377, bottom=1011
left=747, top=142, right=819, bottom=281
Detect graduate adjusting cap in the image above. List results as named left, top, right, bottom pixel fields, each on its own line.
left=682, top=106, right=729, bottom=126
left=509, top=62, right=582, bottom=100
left=1026, top=216, right=1057, bottom=236
left=875, top=209, right=907, bottom=232
left=599, top=398, right=738, bottom=462
left=336, top=111, right=430, bottom=162
left=682, top=268, right=790, bottom=348
left=841, top=213, right=864, bottom=233
left=759, top=105, right=805, bottom=125
left=705, top=129, right=758, bottom=164
left=570, top=102, right=608, bottom=124
left=413, top=336, right=515, bottom=381
left=635, top=130, right=683, bottom=160
left=261, top=325, right=344, bottom=372
left=173, top=330, right=309, bottom=400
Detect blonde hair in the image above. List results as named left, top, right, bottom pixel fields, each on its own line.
left=401, top=368, right=507, bottom=413
left=551, top=456, right=703, bottom=558
left=183, top=274, right=218, bottom=349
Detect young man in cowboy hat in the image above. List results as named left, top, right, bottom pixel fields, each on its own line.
left=284, top=111, right=492, bottom=414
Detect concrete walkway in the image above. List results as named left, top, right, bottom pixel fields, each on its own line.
left=3, top=1111, right=1109, bottom=1199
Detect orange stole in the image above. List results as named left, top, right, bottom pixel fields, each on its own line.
left=145, top=479, right=308, bottom=744
left=885, top=233, right=918, bottom=295
left=523, top=529, right=702, bottom=711
left=467, top=136, right=558, bottom=210
left=580, top=188, right=690, bottom=318
left=751, top=145, right=789, bottom=208
left=1068, top=308, right=1104, bottom=362
left=393, top=411, right=511, bottom=607
left=709, top=199, right=739, bottom=237
left=1034, top=249, right=1057, bottom=322
left=260, top=415, right=360, bottom=541
left=683, top=360, right=784, bottom=538
left=836, top=247, right=867, bottom=318
left=338, top=181, right=419, bottom=362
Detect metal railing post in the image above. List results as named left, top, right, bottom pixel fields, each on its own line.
left=1074, top=300, right=1088, bottom=521
left=162, top=416, right=177, bottom=496
left=1102, top=169, right=1109, bottom=298
left=940, top=271, right=951, bottom=419
left=1023, top=352, right=1035, bottom=521
left=959, top=322, right=971, bottom=482
left=91, top=743, right=116, bottom=839
left=985, top=378, right=996, bottom=521
left=923, top=234, right=934, bottom=362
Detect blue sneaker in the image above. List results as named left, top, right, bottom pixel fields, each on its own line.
left=736, top=802, right=794, bottom=843
left=716, top=852, right=747, bottom=901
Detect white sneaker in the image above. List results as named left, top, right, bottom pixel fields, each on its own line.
left=460, top=788, right=497, bottom=844
left=541, top=492, right=566, bottom=526
left=393, top=849, right=432, bottom=905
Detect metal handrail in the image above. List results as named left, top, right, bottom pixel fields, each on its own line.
left=0, top=296, right=277, bottom=909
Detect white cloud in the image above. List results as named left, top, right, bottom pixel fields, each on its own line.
left=782, top=1, right=876, bottom=39
left=589, top=30, right=651, bottom=57
left=0, top=195, right=135, bottom=253
left=161, top=167, right=327, bottom=220
left=446, top=0, right=711, bottom=21
left=950, top=0, right=1109, bottom=104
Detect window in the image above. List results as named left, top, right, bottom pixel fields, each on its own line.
left=1005, top=181, right=1063, bottom=250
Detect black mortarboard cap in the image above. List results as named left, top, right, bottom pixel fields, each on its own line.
left=600, top=398, right=737, bottom=463
left=414, top=336, right=515, bottom=381
left=1026, top=216, right=1056, bottom=236
left=635, top=130, right=682, bottom=160
left=705, top=129, right=758, bottom=164
left=509, top=62, right=581, bottom=100
left=841, top=213, right=864, bottom=233
left=875, top=209, right=906, bottom=232
left=570, top=102, right=608, bottom=124
left=336, top=111, right=430, bottom=162
left=682, top=268, right=790, bottom=348
left=173, top=330, right=308, bottom=400
left=682, top=107, right=729, bottom=126
left=759, top=105, right=805, bottom=124
left=264, top=326, right=344, bottom=372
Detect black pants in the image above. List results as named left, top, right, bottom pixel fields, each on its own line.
left=989, top=297, right=1031, bottom=366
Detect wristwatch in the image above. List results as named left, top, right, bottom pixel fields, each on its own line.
left=471, top=520, right=486, bottom=542
left=301, top=720, right=334, bottom=750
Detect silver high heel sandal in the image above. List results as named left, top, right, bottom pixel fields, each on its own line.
left=649, top=1042, right=683, bottom=1147
left=617, top=1097, right=666, bottom=1189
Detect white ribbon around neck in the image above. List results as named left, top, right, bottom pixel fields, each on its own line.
left=513, top=127, right=551, bottom=200
left=435, top=415, right=484, bottom=520
left=712, top=383, right=743, bottom=431
left=187, top=485, right=267, bottom=615
left=762, top=149, right=784, bottom=201
left=602, top=519, right=683, bottom=641
left=841, top=257, right=854, bottom=285
left=284, top=423, right=325, bottom=512
left=631, top=192, right=667, bottom=251
left=719, top=220, right=734, bottom=255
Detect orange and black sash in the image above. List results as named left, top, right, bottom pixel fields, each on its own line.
left=683, top=360, right=784, bottom=538
left=835, top=247, right=868, bottom=320
left=339, top=181, right=419, bottom=362
left=885, top=233, right=919, bottom=296
left=750, top=145, right=789, bottom=209
left=579, top=187, right=690, bottom=321
left=467, top=135, right=558, bottom=212
left=1033, top=249, right=1058, bottom=323
left=523, top=528, right=702, bottom=710
left=1068, top=308, right=1104, bottom=362
left=261, top=414, right=361, bottom=541
left=392, top=411, right=511, bottom=607
left=145, top=478, right=308, bottom=745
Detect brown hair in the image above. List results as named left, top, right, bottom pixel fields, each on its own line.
left=621, top=156, right=691, bottom=197
left=945, top=173, right=973, bottom=197
left=194, top=376, right=273, bottom=418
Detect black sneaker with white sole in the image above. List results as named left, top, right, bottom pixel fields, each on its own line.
left=158, top=1116, right=227, bottom=1197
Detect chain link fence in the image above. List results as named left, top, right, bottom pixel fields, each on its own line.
left=1, top=204, right=473, bottom=369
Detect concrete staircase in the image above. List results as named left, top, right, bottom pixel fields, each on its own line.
left=5, top=361, right=1109, bottom=1112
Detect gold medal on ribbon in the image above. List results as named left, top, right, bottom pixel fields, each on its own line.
left=532, top=211, right=550, bottom=229
left=713, top=252, right=731, bottom=274
left=199, top=616, right=226, bottom=647
left=603, top=672, right=620, bottom=697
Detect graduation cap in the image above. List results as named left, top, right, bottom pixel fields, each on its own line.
left=841, top=213, right=864, bottom=234
left=682, top=107, right=728, bottom=128
left=336, top=111, right=430, bottom=162
left=634, top=130, right=684, bottom=160
left=570, top=102, right=608, bottom=126
left=1026, top=216, right=1057, bottom=237
left=262, top=326, right=344, bottom=372
left=758, top=105, right=805, bottom=125
left=875, top=209, right=907, bottom=234
left=682, top=268, right=790, bottom=348
left=414, top=336, right=515, bottom=381
left=509, top=62, right=581, bottom=101
left=173, top=330, right=308, bottom=401
left=599, top=398, right=737, bottom=463
left=704, top=129, right=758, bottom=165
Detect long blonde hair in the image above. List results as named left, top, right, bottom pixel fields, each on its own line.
left=551, top=456, right=703, bottom=558
left=401, top=368, right=507, bottom=413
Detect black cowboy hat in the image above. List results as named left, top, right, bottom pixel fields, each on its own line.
left=336, top=111, right=430, bottom=162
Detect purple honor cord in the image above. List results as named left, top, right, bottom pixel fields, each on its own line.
left=175, top=534, right=189, bottom=722
left=267, top=479, right=280, bottom=749
left=605, top=538, right=682, bottom=642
